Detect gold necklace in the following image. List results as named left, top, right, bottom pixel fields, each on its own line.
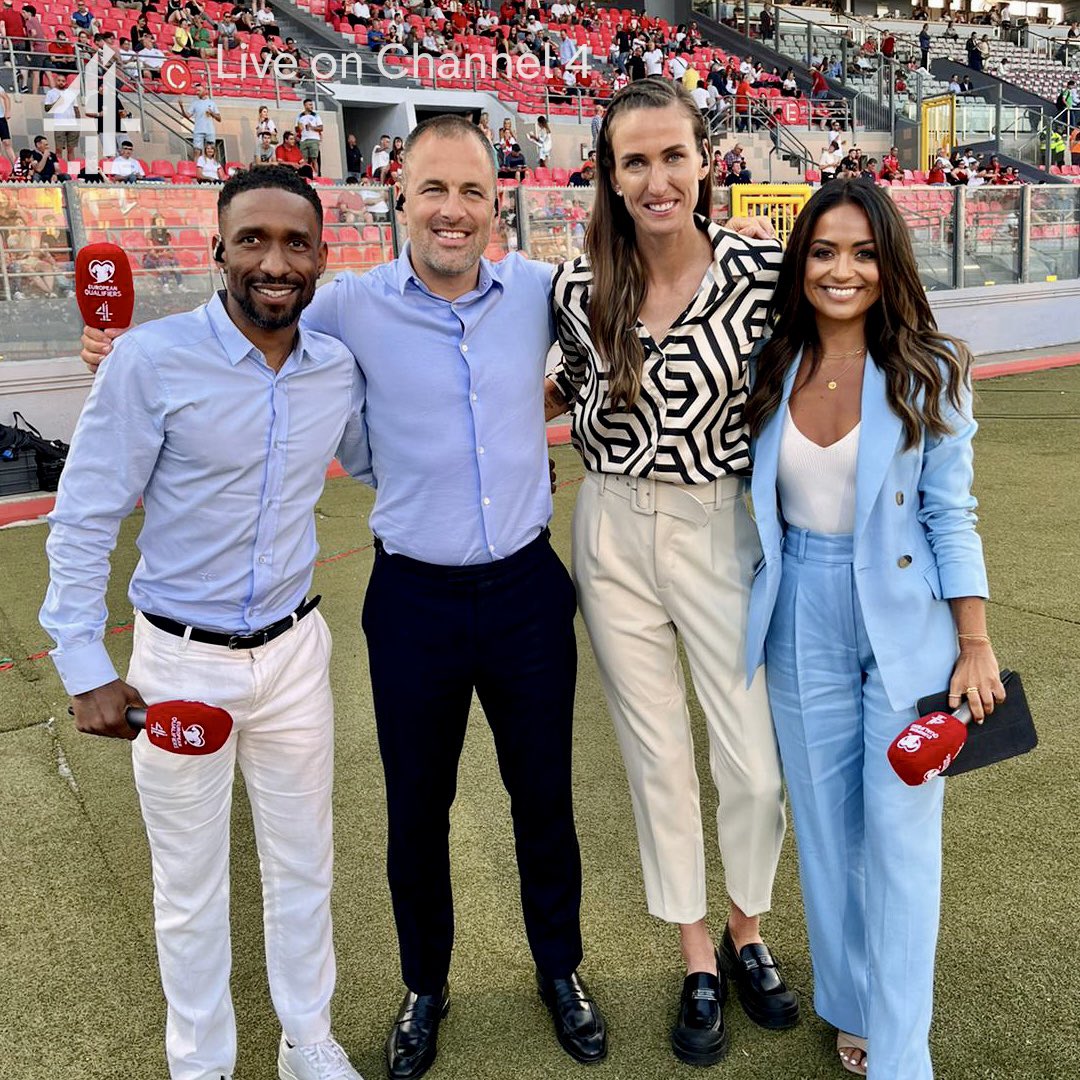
left=815, top=345, right=866, bottom=391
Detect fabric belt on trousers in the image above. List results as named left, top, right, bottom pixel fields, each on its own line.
left=593, top=472, right=745, bottom=527
left=140, top=595, right=321, bottom=650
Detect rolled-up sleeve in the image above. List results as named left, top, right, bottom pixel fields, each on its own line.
left=40, top=337, right=167, bottom=695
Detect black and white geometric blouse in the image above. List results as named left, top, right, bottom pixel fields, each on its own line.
left=550, top=217, right=782, bottom=484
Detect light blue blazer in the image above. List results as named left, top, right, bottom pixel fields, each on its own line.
left=745, top=350, right=990, bottom=712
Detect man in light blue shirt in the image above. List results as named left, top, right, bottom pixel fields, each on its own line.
left=298, top=114, right=609, bottom=1080
left=181, top=83, right=221, bottom=156
left=44, top=168, right=368, bottom=1080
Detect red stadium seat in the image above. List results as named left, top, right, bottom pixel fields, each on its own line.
left=175, top=161, right=199, bottom=179
left=151, top=159, right=176, bottom=179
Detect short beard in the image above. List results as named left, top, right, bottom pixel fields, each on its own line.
left=232, top=279, right=314, bottom=330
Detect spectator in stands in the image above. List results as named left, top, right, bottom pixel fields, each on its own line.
left=11, top=146, right=34, bottom=180
left=628, top=45, right=646, bottom=82
left=191, top=15, right=215, bottom=58
left=139, top=33, right=166, bottom=78
left=170, top=16, right=196, bottom=56
left=779, top=67, right=797, bottom=97
left=41, top=76, right=79, bottom=161
left=690, top=78, right=710, bottom=114
left=818, top=141, right=841, bottom=183
left=108, top=140, right=148, bottom=180
left=498, top=141, right=527, bottom=181
left=566, top=158, right=594, bottom=186
left=734, top=72, right=752, bottom=132
left=810, top=64, right=829, bottom=102
left=947, top=73, right=962, bottom=93
left=216, top=9, right=238, bottom=48
left=918, top=22, right=931, bottom=70
left=251, top=130, right=276, bottom=166
left=30, top=135, right=70, bottom=182
left=142, top=212, right=182, bottom=288
left=181, top=84, right=221, bottom=161
left=254, top=0, right=280, bottom=38
left=528, top=114, right=552, bottom=167
left=859, top=157, right=878, bottom=182
left=491, top=119, right=511, bottom=162
left=476, top=111, right=494, bottom=143
left=880, top=145, right=900, bottom=181
left=345, top=132, right=364, bottom=180
left=276, top=128, right=304, bottom=168
left=386, top=136, right=404, bottom=184
left=255, top=105, right=277, bottom=143
left=964, top=32, right=981, bottom=71
left=195, top=142, right=225, bottom=181
left=47, top=28, right=77, bottom=79
left=0, top=89, right=14, bottom=170
left=296, top=98, right=323, bottom=176
left=69, top=0, right=99, bottom=35
left=371, top=133, right=391, bottom=180
left=19, top=3, right=47, bottom=94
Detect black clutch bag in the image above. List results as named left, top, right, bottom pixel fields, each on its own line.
left=916, top=669, right=1037, bottom=777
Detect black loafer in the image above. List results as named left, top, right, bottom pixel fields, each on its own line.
left=670, top=970, right=729, bottom=1066
left=717, top=926, right=800, bottom=1030
left=537, top=970, right=608, bottom=1064
left=385, top=984, right=450, bottom=1080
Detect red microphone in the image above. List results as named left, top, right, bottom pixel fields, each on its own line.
left=75, top=242, right=135, bottom=330
left=888, top=703, right=971, bottom=786
left=69, top=700, right=233, bottom=755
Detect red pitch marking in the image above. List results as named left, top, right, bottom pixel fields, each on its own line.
left=974, top=353, right=1080, bottom=380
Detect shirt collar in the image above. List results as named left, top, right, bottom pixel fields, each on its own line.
left=394, top=240, right=503, bottom=301
left=205, top=290, right=319, bottom=368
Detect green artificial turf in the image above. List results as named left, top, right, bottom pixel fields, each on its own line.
left=1, top=367, right=1077, bottom=1080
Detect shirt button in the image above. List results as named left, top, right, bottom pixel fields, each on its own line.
left=471, top=392, right=478, bottom=401
left=477, top=446, right=485, bottom=455
left=483, top=497, right=491, bottom=506
left=258, top=556, right=267, bottom=564
left=488, top=544, right=496, bottom=553
left=896, top=491, right=905, bottom=506
left=461, top=343, right=469, bottom=353
left=897, top=555, right=912, bottom=568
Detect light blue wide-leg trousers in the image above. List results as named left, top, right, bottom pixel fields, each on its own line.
left=765, top=526, right=944, bottom=1080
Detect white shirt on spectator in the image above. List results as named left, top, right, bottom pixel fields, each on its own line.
left=691, top=85, right=710, bottom=110
left=643, top=46, right=663, bottom=75
left=196, top=154, right=221, bottom=179
left=140, top=47, right=166, bottom=70
left=44, top=86, right=77, bottom=120
left=109, top=155, right=146, bottom=178
left=371, top=144, right=390, bottom=170
left=353, top=1, right=369, bottom=16
left=669, top=54, right=688, bottom=80
left=297, top=111, right=323, bottom=142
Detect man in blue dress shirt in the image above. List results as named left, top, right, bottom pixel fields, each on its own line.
left=297, top=115, right=608, bottom=1079
left=44, top=168, right=370, bottom=1080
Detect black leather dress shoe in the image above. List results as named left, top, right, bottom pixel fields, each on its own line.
left=385, top=984, right=450, bottom=1080
left=717, top=926, right=800, bottom=1030
left=537, top=970, right=608, bottom=1064
left=670, top=969, right=728, bottom=1066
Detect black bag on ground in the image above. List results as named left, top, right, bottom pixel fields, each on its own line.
left=4, top=412, right=69, bottom=492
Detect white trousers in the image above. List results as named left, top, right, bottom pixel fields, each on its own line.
left=127, top=609, right=337, bottom=1080
left=572, top=472, right=786, bottom=923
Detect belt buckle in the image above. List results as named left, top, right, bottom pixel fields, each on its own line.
left=228, top=629, right=268, bottom=650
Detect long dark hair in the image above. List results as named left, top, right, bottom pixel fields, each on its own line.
left=587, top=79, right=711, bottom=409
left=744, top=177, right=972, bottom=450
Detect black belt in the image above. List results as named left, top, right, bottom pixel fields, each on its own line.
left=141, top=595, right=321, bottom=650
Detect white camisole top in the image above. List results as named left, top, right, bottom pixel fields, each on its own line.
left=777, top=404, right=860, bottom=534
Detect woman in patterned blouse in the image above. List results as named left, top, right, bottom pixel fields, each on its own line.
left=544, top=79, right=799, bottom=1065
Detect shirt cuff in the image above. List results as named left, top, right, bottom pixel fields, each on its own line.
left=51, top=639, right=120, bottom=698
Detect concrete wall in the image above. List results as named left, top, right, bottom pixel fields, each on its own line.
left=3, top=278, right=1076, bottom=445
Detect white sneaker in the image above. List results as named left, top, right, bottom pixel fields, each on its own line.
left=278, top=1034, right=364, bottom=1080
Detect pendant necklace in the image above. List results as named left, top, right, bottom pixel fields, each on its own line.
left=816, top=345, right=866, bottom=391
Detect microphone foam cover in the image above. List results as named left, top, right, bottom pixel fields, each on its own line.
left=142, top=701, right=234, bottom=756
left=75, top=242, right=136, bottom=330
left=888, top=711, right=968, bottom=786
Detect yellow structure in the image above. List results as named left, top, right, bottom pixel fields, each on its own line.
left=920, top=95, right=957, bottom=170
left=728, top=185, right=814, bottom=245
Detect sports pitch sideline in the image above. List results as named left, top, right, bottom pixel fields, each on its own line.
left=1, top=366, right=1078, bottom=1080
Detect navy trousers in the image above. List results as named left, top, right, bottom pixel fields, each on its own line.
left=362, top=530, right=584, bottom=994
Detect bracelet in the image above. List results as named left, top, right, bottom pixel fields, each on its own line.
left=958, top=633, right=992, bottom=645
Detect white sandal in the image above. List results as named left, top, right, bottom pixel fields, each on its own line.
left=836, top=1031, right=868, bottom=1076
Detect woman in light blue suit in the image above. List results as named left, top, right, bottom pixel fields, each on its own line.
left=742, top=179, right=1005, bottom=1078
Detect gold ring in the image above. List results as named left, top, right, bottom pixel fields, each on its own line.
left=965, top=686, right=980, bottom=695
